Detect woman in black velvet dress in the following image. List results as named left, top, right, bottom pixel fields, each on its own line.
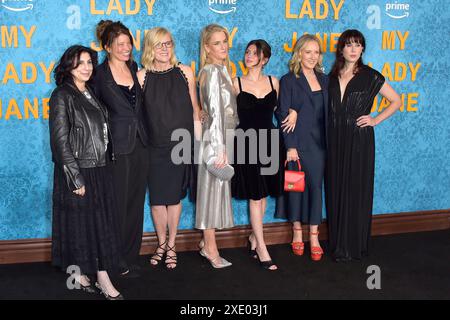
left=231, top=40, right=284, bottom=270
left=326, top=30, right=401, bottom=262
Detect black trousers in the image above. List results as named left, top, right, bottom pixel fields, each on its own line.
left=110, top=139, right=149, bottom=268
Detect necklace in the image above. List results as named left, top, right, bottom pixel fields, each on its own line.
left=82, top=90, right=92, bottom=99
left=150, top=65, right=174, bottom=74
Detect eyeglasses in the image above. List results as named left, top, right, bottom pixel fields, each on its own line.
left=155, top=41, right=173, bottom=49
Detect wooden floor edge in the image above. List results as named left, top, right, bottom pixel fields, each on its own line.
left=1, top=209, right=449, bottom=264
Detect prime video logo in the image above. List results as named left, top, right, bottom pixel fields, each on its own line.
left=208, top=0, right=237, bottom=15
left=1, top=0, right=34, bottom=12
left=385, top=1, right=410, bottom=19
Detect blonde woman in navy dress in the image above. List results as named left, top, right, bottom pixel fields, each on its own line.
left=275, top=34, right=328, bottom=261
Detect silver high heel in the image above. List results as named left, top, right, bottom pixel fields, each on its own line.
left=198, top=238, right=205, bottom=250
left=199, top=248, right=232, bottom=269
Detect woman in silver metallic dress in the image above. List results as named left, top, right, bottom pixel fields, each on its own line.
left=196, top=24, right=238, bottom=268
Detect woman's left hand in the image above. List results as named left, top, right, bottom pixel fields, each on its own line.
left=356, top=115, right=377, bottom=127
left=200, top=110, right=209, bottom=124
left=281, top=109, right=297, bottom=133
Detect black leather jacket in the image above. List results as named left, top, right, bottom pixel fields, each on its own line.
left=49, top=82, right=114, bottom=191
left=91, top=60, right=148, bottom=155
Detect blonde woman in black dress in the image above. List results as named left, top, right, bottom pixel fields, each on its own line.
left=137, top=27, right=201, bottom=269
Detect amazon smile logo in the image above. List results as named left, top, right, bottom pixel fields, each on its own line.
left=1, top=0, right=34, bottom=12
left=385, top=1, right=410, bottom=19
left=208, top=0, right=237, bottom=15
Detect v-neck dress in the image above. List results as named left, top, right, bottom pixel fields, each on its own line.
left=325, top=65, right=385, bottom=261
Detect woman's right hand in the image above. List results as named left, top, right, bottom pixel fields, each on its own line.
left=287, top=148, right=299, bottom=162
left=73, top=186, right=85, bottom=197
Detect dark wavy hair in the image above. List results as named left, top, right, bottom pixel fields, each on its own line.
left=54, top=45, right=98, bottom=86
left=330, top=29, right=366, bottom=78
left=96, top=19, right=134, bottom=66
left=243, top=39, right=271, bottom=68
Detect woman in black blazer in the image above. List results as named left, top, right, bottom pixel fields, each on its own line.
left=276, top=34, right=328, bottom=261
left=91, top=20, right=149, bottom=276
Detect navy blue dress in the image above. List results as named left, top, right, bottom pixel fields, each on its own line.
left=275, top=71, right=328, bottom=225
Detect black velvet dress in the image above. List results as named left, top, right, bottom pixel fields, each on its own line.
left=325, top=65, right=385, bottom=261
left=231, top=76, right=283, bottom=201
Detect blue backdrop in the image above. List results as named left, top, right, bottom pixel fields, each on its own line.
left=1, top=0, right=449, bottom=240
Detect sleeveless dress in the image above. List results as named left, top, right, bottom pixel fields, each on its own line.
left=325, top=65, right=385, bottom=261
left=142, top=65, right=194, bottom=206
left=231, top=76, right=283, bottom=200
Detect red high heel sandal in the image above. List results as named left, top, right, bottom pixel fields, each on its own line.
left=291, top=227, right=304, bottom=256
left=310, top=231, right=323, bottom=261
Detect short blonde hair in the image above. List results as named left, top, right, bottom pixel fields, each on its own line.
left=199, top=24, right=232, bottom=75
left=289, top=34, right=324, bottom=77
left=141, top=27, right=178, bottom=70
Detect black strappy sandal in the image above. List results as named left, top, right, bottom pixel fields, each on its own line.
left=165, top=244, right=177, bottom=270
left=247, top=236, right=257, bottom=259
left=150, top=241, right=167, bottom=266
left=255, top=251, right=278, bottom=271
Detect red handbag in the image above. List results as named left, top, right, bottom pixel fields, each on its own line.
left=284, top=160, right=305, bottom=192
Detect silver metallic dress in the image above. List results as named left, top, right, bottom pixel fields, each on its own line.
left=195, top=64, right=238, bottom=230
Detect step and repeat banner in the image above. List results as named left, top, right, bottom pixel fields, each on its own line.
left=1, top=0, right=449, bottom=240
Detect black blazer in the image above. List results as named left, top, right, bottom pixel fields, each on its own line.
left=276, top=71, right=329, bottom=151
left=91, top=60, right=148, bottom=155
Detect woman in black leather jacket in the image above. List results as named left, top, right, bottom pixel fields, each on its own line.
left=50, top=45, right=123, bottom=300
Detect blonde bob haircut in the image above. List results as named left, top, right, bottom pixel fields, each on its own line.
left=199, top=24, right=232, bottom=76
left=289, top=34, right=324, bottom=77
left=141, top=27, right=178, bottom=70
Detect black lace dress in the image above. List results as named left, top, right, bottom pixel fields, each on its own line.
left=51, top=89, right=121, bottom=275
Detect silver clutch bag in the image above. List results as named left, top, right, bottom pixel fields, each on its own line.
left=206, top=157, right=235, bottom=181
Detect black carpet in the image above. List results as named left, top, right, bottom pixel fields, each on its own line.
left=0, top=230, right=449, bottom=300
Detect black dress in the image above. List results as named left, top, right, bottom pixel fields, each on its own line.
left=231, top=76, right=283, bottom=200
left=142, top=65, right=194, bottom=205
left=275, top=91, right=326, bottom=225
left=51, top=89, right=120, bottom=275
left=325, top=65, right=385, bottom=261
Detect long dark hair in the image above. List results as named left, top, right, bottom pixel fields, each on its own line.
left=243, top=39, right=271, bottom=68
left=330, top=29, right=366, bottom=78
left=96, top=20, right=134, bottom=66
left=54, top=45, right=98, bottom=86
